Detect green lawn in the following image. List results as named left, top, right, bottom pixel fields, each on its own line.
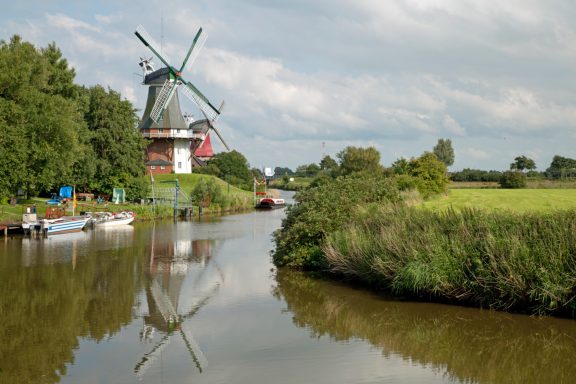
left=423, top=188, right=576, bottom=213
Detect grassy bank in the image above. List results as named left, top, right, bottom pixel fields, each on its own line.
left=323, top=205, right=576, bottom=316
left=423, top=188, right=576, bottom=213
left=0, top=174, right=254, bottom=223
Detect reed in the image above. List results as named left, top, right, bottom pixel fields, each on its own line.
left=323, top=205, right=576, bottom=316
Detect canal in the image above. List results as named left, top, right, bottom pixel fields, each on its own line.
left=1, top=193, right=576, bottom=383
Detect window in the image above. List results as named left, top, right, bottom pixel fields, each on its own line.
left=160, top=165, right=165, bottom=170
left=178, top=162, right=182, bottom=169
left=150, top=166, right=156, bottom=170
left=158, top=128, right=164, bottom=133
left=177, top=129, right=181, bottom=133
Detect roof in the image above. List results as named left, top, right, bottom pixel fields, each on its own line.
left=146, top=159, right=173, bottom=166
left=194, top=133, right=214, bottom=158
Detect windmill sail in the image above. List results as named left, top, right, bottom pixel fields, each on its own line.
left=135, top=25, right=172, bottom=69
left=181, top=81, right=220, bottom=121
left=150, top=79, right=178, bottom=123
left=180, top=28, right=208, bottom=72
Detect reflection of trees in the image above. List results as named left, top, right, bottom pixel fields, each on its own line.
left=274, top=270, right=576, bottom=384
left=135, top=226, right=222, bottom=378
left=0, top=233, right=147, bottom=384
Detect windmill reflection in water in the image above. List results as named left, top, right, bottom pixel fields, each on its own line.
left=135, top=224, right=224, bottom=377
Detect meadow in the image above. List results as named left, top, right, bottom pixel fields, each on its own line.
left=423, top=188, right=576, bottom=213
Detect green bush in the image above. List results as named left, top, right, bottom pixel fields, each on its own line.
left=499, top=171, right=526, bottom=189
left=407, top=152, right=449, bottom=198
left=191, top=177, right=222, bottom=207
left=272, top=173, right=401, bottom=269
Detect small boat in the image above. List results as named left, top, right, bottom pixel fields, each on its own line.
left=93, top=211, right=135, bottom=227
left=255, top=197, right=286, bottom=209
left=41, top=215, right=91, bottom=235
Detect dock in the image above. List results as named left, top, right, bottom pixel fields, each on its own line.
left=0, top=223, right=23, bottom=237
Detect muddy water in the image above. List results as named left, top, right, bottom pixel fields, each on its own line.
left=1, top=196, right=575, bottom=383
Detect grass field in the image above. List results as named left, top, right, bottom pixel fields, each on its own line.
left=423, top=188, right=576, bottom=213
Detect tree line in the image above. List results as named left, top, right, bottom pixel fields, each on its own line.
left=0, top=36, right=148, bottom=202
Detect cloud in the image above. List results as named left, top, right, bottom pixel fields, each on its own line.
left=2, top=0, right=576, bottom=170
left=45, top=13, right=101, bottom=32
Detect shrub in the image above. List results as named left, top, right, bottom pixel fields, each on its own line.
left=272, top=173, right=401, bottom=269
left=407, top=152, right=449, bottom=198
left=499, top=171, right=526, bottom=189
left=191, top=177, right=222, bottom=207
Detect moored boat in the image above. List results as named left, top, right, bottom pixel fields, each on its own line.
left=255, top=197, right=286, bottom=209
left=93, top=211, right=135, bottom=227
left=41, top=215, right=91, bottom=235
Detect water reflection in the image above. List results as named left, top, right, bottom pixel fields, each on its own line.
left=274, top=270, right=576, bottom=384
left=135, top=224, right=223, bottom=378
left=0, top=228, right=143, bottom=384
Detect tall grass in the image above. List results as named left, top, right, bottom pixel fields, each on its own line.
left=323, top=205, right=576, bottom=316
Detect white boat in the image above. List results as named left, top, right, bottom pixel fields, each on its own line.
left=41, top=215, right=91, bottom=235
left=93, top=211, right=135, bottom=227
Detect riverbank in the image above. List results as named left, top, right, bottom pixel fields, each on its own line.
left=275, top=183, right=576, bottom=317
left=0, top=174, right=256, bottom=224
left=324, top=205, right=576, bottom=317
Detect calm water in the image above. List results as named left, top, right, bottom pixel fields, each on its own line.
left=1, top=194, right=576, bottom=383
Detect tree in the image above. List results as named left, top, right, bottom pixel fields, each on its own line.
left=337, top=146, right=383, bottom=176
left=80, top=85, right=147, bottom=196
left=0, top=36, right=85, bottom=198
left=274, top=166, right=293, bottom=178
left=391, top=157, right=409, bottom=175
left=433, top=138, right=455, bottom=167
left=208, top=150, right=253, bottom=189
left=295, top=163, right=321, bottom=177
left=510, top=155, right=536, bottom=172
left=545, top=155, right=576, bottom=179
left=407, top=152, right=449, bottom=198
left=320, top=155, right=338, bottom=171
left=500, top=171, right=526, bottom=188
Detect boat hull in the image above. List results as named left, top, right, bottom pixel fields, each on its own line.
left=41, top=216, right=90, bottom=235
left=255, top=197, right=286, bottom=209
left=95, top=216, right=135, bottom=227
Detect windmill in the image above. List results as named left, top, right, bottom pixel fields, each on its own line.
left=135, top=24, right=229, bottom=174
left=135, top=25, right=222, bottom=123
left=135, top=226, right=225, bottom=377
left=187, top=106, right=231, bottom=165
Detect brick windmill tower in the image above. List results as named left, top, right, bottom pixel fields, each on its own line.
left=134, top=25, right=230, bottom=174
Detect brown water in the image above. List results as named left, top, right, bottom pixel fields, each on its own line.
left=1, top=196, right=576, bottom=383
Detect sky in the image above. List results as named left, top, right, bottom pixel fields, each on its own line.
left=2, top=0, right=576, bottom=171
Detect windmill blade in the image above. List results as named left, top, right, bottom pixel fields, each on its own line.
left=210, top=126, right=230, bottom=151
left=181, top=81, right=220, bottom=121
left=180, top=323, right=209, bottom=372
left=135, top=25, right=173, bottom=71
left=180, top=28, right=208, bottom=72
left=199, top=109, right=230, bottom=151
left=216, top=101, right=225, bottom=120
left=150, top=79, right=178, bottom=123
left=134, top=333, right=172, bottom=376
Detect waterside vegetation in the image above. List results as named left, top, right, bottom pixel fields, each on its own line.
left=324, top=205, right=576, bottom=316
left=273, top=145, right=576, bottom=317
